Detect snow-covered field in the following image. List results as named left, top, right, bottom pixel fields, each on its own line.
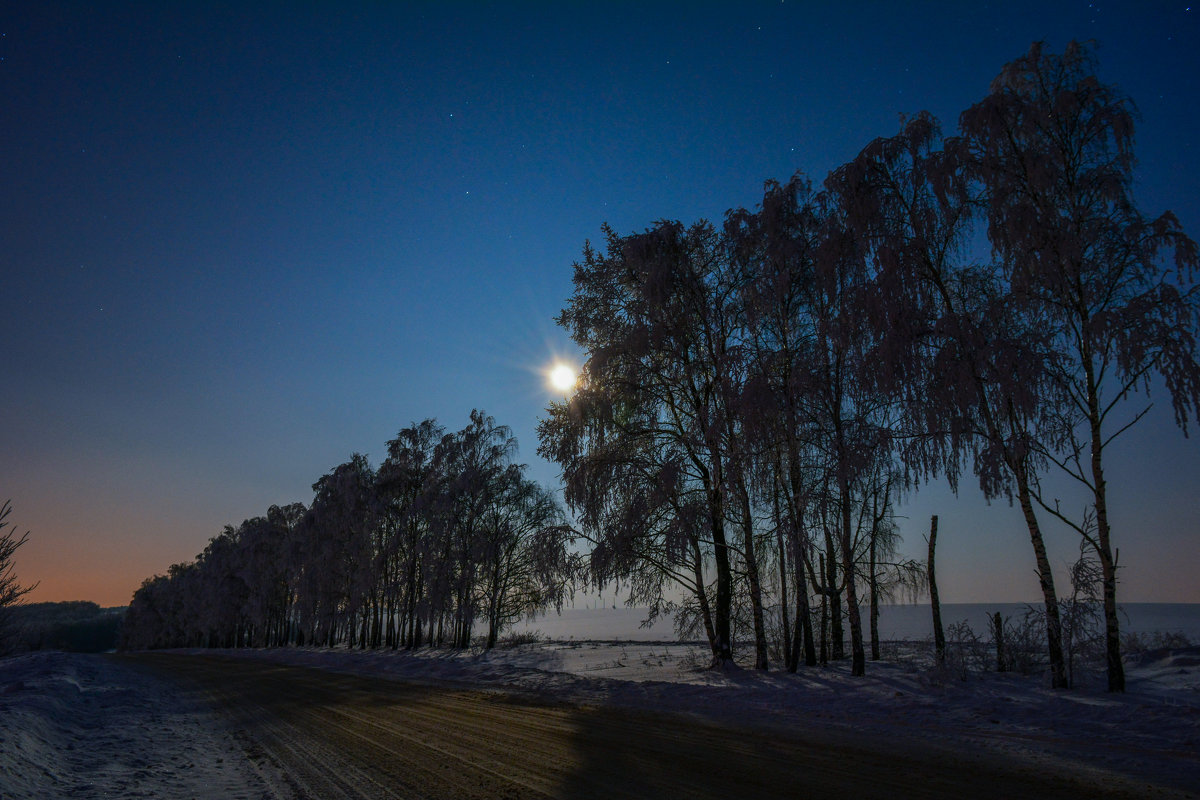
left=2, top=634, right=1198, bottom=798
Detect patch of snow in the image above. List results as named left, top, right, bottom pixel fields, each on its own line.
left=0, top=651, right=273, bottom=800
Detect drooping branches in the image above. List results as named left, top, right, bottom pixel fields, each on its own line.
left=540, top=220, right=752, bottom=666
left=541, top=42, right=1196, bottom=685
left=958, top=41, right=1200, bottom=691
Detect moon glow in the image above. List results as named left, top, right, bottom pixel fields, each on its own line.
left=548, top=363, right=577, bottom=392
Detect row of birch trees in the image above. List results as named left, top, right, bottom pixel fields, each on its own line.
left=537, top=42, right=1199, bottom=691
left=121, top=411, right=578, bottom=652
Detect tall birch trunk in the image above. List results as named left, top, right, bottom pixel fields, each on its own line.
left=1079, top=344, right=1125, bottom=691
left=869, top=533, right=880, bottom=661
left=773, top=489, right=793, bottom=670
left=737, top=474, right=769, bottom=670
left=927, top=515, right=945, bottom=667
left=796, top=563, right=816, bottom=668
left=708, top=479, right=734, bottom=666
left=823, top=525, right=843, bottom=660
left=839, top=474, right=866, bottom=676
left=1013, top=460, right=1069, bottom=689
left=818, top=552, right=829, bottom=665
left=691, top=538, right=718, bottom=658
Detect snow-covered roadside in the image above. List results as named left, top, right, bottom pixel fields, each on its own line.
left=0, top=651, right=274, bottom=800
left=3, top=643, right=1196, bottom=798
left=200, top=640, right=1200, bottom=795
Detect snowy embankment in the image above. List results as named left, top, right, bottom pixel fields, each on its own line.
left=0, top=651, right=274, bottom=800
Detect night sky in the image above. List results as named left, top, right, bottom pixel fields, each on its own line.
left=4, top=2, right=1198, bottom=607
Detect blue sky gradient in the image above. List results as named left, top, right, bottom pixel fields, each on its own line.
left=3, top=1, right=1198, bottom=605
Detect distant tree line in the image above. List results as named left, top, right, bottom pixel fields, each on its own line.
left=537, top=42, right=1199, bottom=692
left=7, top=601, right=124, bottom=654
left=121, top=411, right=578, bottom=652
left=0, top=501, right=121, bottom=656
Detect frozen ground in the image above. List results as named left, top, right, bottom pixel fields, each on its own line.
left=0, top=651, right=277, bottom=800
left=1, top=637, right=1198, bottom=798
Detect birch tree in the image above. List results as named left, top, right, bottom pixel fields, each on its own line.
left=960, top=41, right=1200, bottom=691
left=539, top=394, right=721, bottom=655
left=837, top=111, right=1072, bottom=687
left=543, top=220, right=751, bottom=666
left=476, top=469, right=574, bottom=649
left=726, top=175, right=825, bottom=670
left=378, top=419, right=444, bottom=648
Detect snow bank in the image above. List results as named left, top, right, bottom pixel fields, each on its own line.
left=0, top=651, right=271, bottom=800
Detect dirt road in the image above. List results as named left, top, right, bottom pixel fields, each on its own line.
left=126, top=653, right=1179, bottom=800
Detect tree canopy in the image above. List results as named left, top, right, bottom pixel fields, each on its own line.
left=539, top=41, right=1197, bottom=689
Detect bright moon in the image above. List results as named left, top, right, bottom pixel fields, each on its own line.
left=549, top=363, right=577, bottom=392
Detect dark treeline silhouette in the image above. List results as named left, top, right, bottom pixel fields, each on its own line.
left=121, top=411, right=578, bottom=653
left=537, top=42, right=1198, bottom=690
left=7, top=601, right=124, bottom=653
